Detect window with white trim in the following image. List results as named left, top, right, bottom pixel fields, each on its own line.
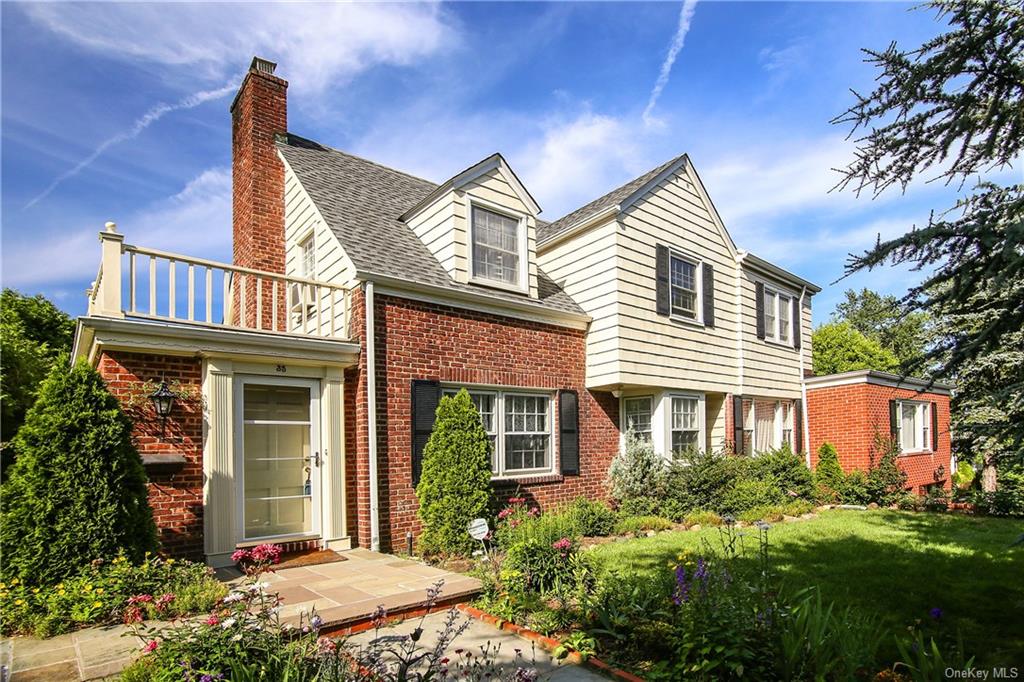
left=624, top=397, right=653, bottom=441
left=670, top=396, right=700, bottom=455
left=443, top=388, right=552, bottom=476
left=763, top=287, right=793, bottom=345
left=781, top=401, right=793, bottom=446
left=670, top=254, right=699, bottom=320
left=471, top=205, right=523, bottom=288
left=897, top=401, right=931, bottom=452
left=299, top=233, right=316, bottom=278
left=747, top=398, right=796, bottom=453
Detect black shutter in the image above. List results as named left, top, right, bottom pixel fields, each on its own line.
left=733, top=395, right=745, bottom=455
left=755, top=281, right=766, bottom=340
left=411, top=380, right=440, bottom=485
left=792, top=297, right=801, bottom=350
left=889, top=400, right=899, bottom=441
left=702, top=263, right=715, bottom=328
left=655, top=244, right=670, bottom=317
left=794, top=399, right=803, bottom=453
left=559, top=390, right=580, bottom=476
left=931, top=402, right=939, bottom=451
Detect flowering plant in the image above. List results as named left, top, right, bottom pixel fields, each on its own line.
left=230, top=543, right=283, bottom=575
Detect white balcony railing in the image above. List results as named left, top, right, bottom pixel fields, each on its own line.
left=86, top=223, right=352, bottom=340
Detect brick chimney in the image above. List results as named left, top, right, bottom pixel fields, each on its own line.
left=231, top=56, right=287, bottom=275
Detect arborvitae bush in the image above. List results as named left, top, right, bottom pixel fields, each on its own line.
left=866, top=434, right=908, bottom=506
left=814, top=442, right=846, bottom=501
left=0, top=359, right=157, bottom=585
left=415, top=389, right=492, bottom=556
left=750, top=443, right=815, bottom=500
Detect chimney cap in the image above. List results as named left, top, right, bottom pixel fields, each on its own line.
left=249, top=56, right=277, bottom=75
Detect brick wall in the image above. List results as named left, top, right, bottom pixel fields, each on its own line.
left=97, top=351, right=205, bottom=559
left=231, top=59, right=288, bottom=330
left=807, top=381, right=951, bottom=493
left=347, top=293, right=620, bottom=551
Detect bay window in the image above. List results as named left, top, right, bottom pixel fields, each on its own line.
left=443, top=388, right=552, bottom=477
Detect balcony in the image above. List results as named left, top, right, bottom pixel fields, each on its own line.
left=86, top=223, right=354, bottom=341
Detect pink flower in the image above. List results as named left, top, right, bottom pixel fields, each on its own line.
left=143, top=640, right=159, bottom=653
left=316, top=636, right=337, bottom=654
left=497, top=508, right=514, bottom=519
left=231, top=549, right=251, bottom=564
left=123, top=605, right=143, bottom=625
left=250, top=543, right=283, bottom=564
left=205, top=615, right=220, bottom=626
left=155, top=593, right=175, bottom=611
left=508, top=519, right=521, bottom=528
left=128, top=594, right=153, bottom=605
left=509, top=497, right=526, bottom=505
left=527, top=507, right=540, bottom=517
left=551, top=537, right=573, bottom=552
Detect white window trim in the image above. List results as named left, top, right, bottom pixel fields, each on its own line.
left=621, top=395, right=654, bottom=441
left=297, top=230, right=316, bottom=278
left=668, top=393, right=704, bottom=456
left=466, top=196, right=529, bottom=294
left=762, top=284, right=795, bottom=347
left=668, top=248, right=704, bottom=327
left=442, top=386, right=555, bottom=478
left=896, top=400, right=932, bottom=454
left=746, top=398, right=795, bottom=453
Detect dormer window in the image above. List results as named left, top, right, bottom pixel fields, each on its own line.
left=470, top=204, right=525, bottom=290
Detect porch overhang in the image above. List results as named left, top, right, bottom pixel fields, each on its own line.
left=74, top=315, right=361, bottom=368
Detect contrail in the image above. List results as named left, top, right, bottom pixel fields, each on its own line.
left=642, top=0, right=699, bottom=128
left=24, top=79, right=237, bottom=209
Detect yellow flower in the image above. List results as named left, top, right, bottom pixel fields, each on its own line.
left=10, top=578, right=19, bottom=585
left=92, top=601, right=103, bottom=608
left=56, top=583, right=64, bottom=589
left=14, top=599, right=23, bottom=606
left=167, top=559, right=175, bottom=565
left=32, top=588, right=40, bottom=594
left=95, top=588, right=104, bottom=595
left=83, top=585, right=92, bottom=592
left=0, top=582, right=6, bottom=589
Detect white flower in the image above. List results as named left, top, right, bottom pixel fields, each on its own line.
left=232, top=633, right=243, bottom=641
left=221, top=618, right=237, bottom=628
left=223, top=592, right=245, bottom=603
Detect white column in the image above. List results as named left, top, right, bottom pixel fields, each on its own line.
left=97, top=222, right=125, bottom=318
left=203, top=358, right=236, bottom=567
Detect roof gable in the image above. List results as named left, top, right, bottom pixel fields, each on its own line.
left=401, top=153, right=540, bottom=222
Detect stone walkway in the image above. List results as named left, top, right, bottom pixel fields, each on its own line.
left=1, top=549, right=482, bottom=681
left=347, top=611, right=604, bottom=681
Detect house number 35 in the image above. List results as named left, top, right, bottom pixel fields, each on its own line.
left=275, top=365, right=287, bottom=373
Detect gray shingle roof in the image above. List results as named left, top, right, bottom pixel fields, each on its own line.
left=277, top=135, right=585, bottom=317
left=537, top=154, right=686, bottom=245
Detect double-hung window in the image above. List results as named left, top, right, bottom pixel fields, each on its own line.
left=624, top=397, right=653, bottom=442
left=763, top=287, right=793, bottom=345
left=670, top=396, right=700, bottom=455
left=896, top=401, right=931, bottom=452
left=670, top=254, right=699, bottom=320
left=299, top=234, right=316, bottom=278
left=471, top=205, right=523, bottom=288
left=746, top=399, right=796, bottom=453
left=443, top=388, right=552, bottom=477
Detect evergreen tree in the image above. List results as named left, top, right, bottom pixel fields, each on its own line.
left=812, top=321, right=900, bottom=375
left=415, top=389, right=493, bottom=556
left=833, top=0, right=1024, bottom=459
left=815, top=443, right=846, bottom=492
left=0, top=360, right=157, bottom=585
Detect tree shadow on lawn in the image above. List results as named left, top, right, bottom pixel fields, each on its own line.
left=598, top=510, right=1024, bottom=665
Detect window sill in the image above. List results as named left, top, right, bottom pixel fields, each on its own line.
left=492, top=473, right=564, bottom=486
left=900, top=449, right=934, bottom=456
left=468, top=276, right=530, bottom=296
left=669, top=314, right=704, bottom=328
left=763, top=338, right=795, bottom=349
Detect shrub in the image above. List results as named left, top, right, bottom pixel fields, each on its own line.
left=0, top=554, right=224, bottom=638
left=614, top=515, right=673, bottom=535
left=840, top=470, right=871, bottom=504
left=495, top=498, right=576, bottom=549
left=565, top=497, right=617, bottom=537
left=666, top=449, right=750, bottom=513
left=415, top=389, right=492, bottom=556
left=922, top=486, right=950, bottom=512
left=866, top=435, right=908, bottom=505
left=971, top=466, right=1024, bottom=516
left=607, top=429, right=667, bottom=503
left=720, top=478, right=785, bottom=514
left=751, top=443, right=815, bottom=500
left=683, top=510, right=722, bottom=527
left=738, top=499, right=815, bottom=524
left=502, top=537, right=579, bottom=593
left=616, top=496, right=662, bottom=517
left=815, top=443, right=846, bottom=493
left=0, top=360, right=157, bottom=585
left=952, top=461, right=976, bottom=490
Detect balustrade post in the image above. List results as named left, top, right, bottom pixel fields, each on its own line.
left=97, top=222, right=125, bottom=318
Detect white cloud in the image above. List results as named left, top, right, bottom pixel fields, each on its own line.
left=642, top=0, right=699, bottom=129
left=4, top=168, right=232, bottom=289
left=22, top=3, right=458, bottom=95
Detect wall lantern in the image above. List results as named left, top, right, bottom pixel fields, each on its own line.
left=150, top=381, right=176, bottom=437
left=934, top=464, right=947, bottom=482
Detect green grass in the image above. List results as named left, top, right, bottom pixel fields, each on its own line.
left=590, top=509, right=1024, bottom=664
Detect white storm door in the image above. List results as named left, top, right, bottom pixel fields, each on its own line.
left=236, top=377, right=321, bottom=541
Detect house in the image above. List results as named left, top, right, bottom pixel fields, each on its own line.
left=805, top=370, right=954, bottom=493
left=72, top=57, right=941, bottom=567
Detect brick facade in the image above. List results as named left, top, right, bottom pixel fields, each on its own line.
left=97, top=351, right=205, bottom=559
left=346, top=292, right=620, bottom=551
left=806, top=381, right=952, bottom=493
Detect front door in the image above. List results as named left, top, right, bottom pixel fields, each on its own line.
left=237, top=378, right=321, bottom=541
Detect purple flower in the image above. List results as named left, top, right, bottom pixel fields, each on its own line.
left=673, top=565, right=690, bottom=604
left=929, top=607, right=943, bottom=620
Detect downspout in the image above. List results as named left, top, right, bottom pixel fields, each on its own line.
left=364, top=280, right=380, bottom=551
left=797, top=286, right=811, bottom=467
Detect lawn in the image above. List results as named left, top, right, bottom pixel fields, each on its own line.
left=591, top=509, right=1024, bottom=665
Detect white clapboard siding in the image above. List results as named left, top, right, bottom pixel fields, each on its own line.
left=738, top=267, right=809, bottom=397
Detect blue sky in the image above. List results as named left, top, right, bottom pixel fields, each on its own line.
left=1, top=1, right=986, bottom=321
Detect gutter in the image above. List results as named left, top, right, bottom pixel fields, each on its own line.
left=365, top=281, right=381, bottom=551
left=797, top=286, right=811, bottom=467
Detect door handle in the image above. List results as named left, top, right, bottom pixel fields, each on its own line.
left=313, top=451, right=322, bottom=467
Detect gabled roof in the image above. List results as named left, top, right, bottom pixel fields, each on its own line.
left=740, top=252, right=822, bottom=293
left=537, top=154, right=687, bottom=245
left=400, top=153, right=540, bottom=221
left=276, top=135, right=585, bottom=318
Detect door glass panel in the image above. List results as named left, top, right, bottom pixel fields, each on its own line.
left=243, top=384, right=312, bottom=538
